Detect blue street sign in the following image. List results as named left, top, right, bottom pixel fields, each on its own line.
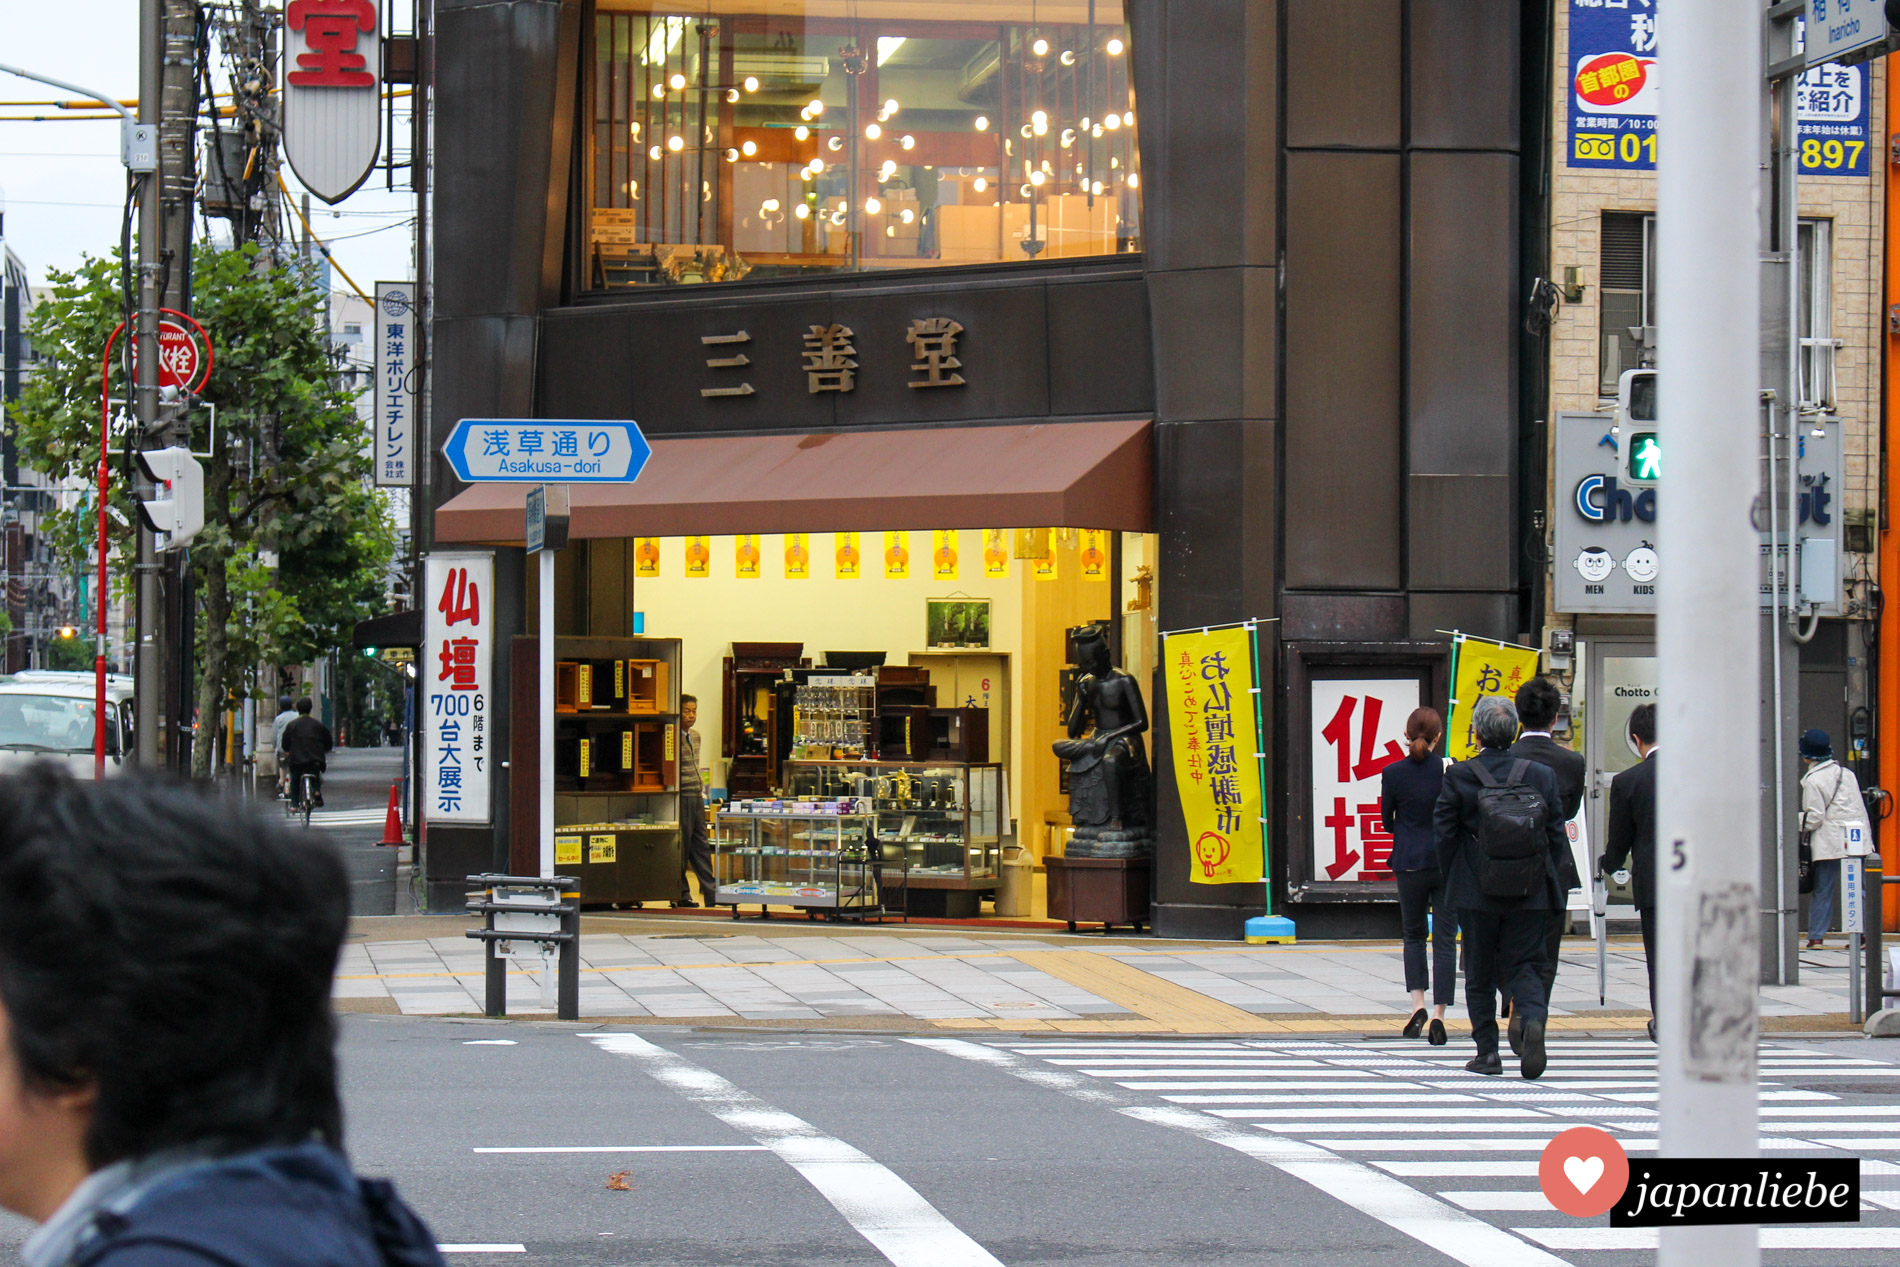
left=442, top=419, right=651, bottom=483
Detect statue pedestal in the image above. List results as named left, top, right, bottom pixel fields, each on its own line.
left=1045, top=855, right=1151, bottom=934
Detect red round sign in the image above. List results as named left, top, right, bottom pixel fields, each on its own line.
left=131, top=320, right=205, bottom=391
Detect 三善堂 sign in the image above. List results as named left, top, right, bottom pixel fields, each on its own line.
left=423, top=551, right=493, bottom=824
left=442, top=419, right=652, bottom=484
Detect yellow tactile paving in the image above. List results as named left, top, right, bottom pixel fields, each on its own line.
left=1000, top=950, right=1282, bottom=1033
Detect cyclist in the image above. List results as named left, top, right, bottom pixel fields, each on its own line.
left=280, top=698, right=333, bottom=811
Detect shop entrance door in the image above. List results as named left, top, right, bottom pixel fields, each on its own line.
left=907, top=652, right=1011, bottom=774
left=1578, top=636, right=1656, bottom=918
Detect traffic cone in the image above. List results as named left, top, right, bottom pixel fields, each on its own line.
left=378, top=783, right=405, bottom=847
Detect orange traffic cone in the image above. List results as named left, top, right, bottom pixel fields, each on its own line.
left=378, top=783, right=405, bottom=847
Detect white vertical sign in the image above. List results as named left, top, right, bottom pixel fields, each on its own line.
left=283, top=0, right=383, bottom=203
left=1309, top=677, right=1419, bottom=885
left=374, top=281, right=415, bottom=487
left=423, top=551, right=494, bottom=824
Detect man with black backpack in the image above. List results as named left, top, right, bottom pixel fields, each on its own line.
left=1433, top=694, right=1572, bottom=1079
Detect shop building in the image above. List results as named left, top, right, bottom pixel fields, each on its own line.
left=423, top=0, right=1545, bottom=938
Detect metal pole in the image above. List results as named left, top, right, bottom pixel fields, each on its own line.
left=134, top=0, right=163, bottom=769
left=539, top=548, right=555, bottom=878
left=1656, top=3, right=1761, bottom=1265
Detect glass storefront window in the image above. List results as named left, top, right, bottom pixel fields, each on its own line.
left=588, top=1, right=1141, bottom=287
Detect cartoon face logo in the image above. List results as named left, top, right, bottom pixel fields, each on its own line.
left=1623, top=541, right=1659, bottom=584
left=1194, top=831, right=1232, bottom=878
left=1574, top=547, right=1614, bottom=584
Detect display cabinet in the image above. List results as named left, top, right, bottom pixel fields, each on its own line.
left=781, top=760, right=1004, bottom=916
left=712, top=809, right=902, bottom=921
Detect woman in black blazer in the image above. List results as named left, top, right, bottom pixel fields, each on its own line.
left=1380, top=707, right=1456, bottom=1044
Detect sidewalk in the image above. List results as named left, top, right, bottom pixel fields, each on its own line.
left=336, top=916, right=1864, bottom=1035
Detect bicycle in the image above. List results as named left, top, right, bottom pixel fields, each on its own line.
left=286, top=771, right=317, bottom=828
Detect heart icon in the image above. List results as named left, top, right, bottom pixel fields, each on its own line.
left=1564, top=1155, right=1605, bottom=1194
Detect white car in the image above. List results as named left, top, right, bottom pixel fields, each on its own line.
left=0, top=671, right=137, bottom=777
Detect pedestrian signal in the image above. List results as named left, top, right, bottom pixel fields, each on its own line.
left=135, top=447, right=205, bottom=551
left=1616, top=369, right=1658, bottom=487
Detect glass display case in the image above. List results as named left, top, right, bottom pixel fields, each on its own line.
left=781, top=761, right=1004, bottom=893
left=712, top=809, right=897, bottom=919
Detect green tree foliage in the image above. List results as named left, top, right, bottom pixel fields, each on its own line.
left=6, top=243, right=395, bottom=773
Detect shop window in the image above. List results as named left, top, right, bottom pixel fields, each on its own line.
left=586, top=1, right=1142, bottom=288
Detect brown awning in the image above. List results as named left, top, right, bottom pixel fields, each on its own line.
left=433, top=418, right=1152, bottom=544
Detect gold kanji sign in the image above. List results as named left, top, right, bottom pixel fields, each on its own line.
left=906, top=317, right=965, bottom=388
left=802, top=323, right=857, bottom=393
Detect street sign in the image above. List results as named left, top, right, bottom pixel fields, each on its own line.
left=523, top=484, right=571, bottom=555
left=1805, top=0, right=1889, bottom=66
left=442, top=419, right=652, bottom=484
left=525, top=486, right=545, bottom=554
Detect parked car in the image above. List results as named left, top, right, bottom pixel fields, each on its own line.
left=0, top=671, right=136, bottom=777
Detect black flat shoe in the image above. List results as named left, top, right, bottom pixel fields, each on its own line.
left=1402, top=1008, right=1428, bottom=1039
left=1507, top=1013, right=1525, bottom=1056
left=1647, top=1018, right=1657, bottom=1043
left=1428, top=1018, right=1447, bottom=1046
left=1520, top=1019, right=1548, bottom=1081
left=1465, top=1054, right=1502, bottom=1076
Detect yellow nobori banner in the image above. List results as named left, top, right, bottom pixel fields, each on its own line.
left=1164, top=626, right=1265, bottom=886
left=1447, top=634, right=1541, bottom=760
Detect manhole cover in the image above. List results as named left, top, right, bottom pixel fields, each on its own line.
left=1789, top=1081, right=1900, bottom=1096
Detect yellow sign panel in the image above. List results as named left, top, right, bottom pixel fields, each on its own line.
left=555, top=835, right=583, bottom=867
left=932, top=530, right=958, bottom=580
left=664, top=723, right=676, bottom=762
left=736, top=534, right=761, bottom=578
left=835, top=532, right=860, bottom=579
left=635, top=537, right=660, bottom=577
left=1164, top=626, right=1266, bottom=886
left=1448, top=636, right=1542, bottom=760
left=685, top=535, right=711, bottom=577
left=589, top=834, right=618, bottom=864
left=1034, top=541, right=1059, bottom=581
left=1080, top=529, right=1108, bottom=579
left=884, top=531, right=910, bottom=579
left=784, top=533, right=810, bottom=579
left=578, top=739, right=592, bottom=779
left=982, top=529, right=1009, bottom=578
left=622, top=730, right=633, bottom=768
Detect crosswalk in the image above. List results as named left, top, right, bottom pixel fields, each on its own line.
left=994, top=1036, right=1900, bottom=1261
left=302, top=808, right=393, bottom=829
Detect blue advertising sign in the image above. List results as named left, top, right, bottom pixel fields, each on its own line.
left=442, top=419, right=652, bottom=483
left=1565, top=1, right=1868, bottom=176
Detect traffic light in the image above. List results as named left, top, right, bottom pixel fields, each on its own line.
left=1616, top=369, right=1659, bottom=487
left=135, top=447, right=205, bottom=551
left=56, top=626, right=76, bottom=639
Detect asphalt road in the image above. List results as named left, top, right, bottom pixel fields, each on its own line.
left=291, top=745, right=405, bottom=917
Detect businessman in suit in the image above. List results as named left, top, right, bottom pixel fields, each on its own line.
left=1599, top=701, right=1659, bottom=1042
left=1507, top=676, right=1586, bottom=1023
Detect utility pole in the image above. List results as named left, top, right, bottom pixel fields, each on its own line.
left=1655, top=4, right=1761, bottom=1267
left=133, top=0, right=164, bottom=768
left=158, top=0, right=201, bottom=772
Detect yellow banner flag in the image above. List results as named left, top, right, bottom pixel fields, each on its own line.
left=884, top=531, right=910, bottom=579
left=982, top=529, right=1009, bottom=578
left=1448, top=635, right=1542, bottom=760
left=933, top=530, right=959, bottom=580
left=835, top=532, right=860, bottom=579
left=634, top=537, right=660, bottom=577
left=784, top=533, right=810, bottom=579
left=684, top=536, right=710, bottom=578
left=1164, top=627, right=1266, bottom=886
left=735, top=534, right=761, bottom=578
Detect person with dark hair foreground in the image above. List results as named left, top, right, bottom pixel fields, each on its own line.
left=0, top=765, right=443, bottom=1267
left=1381, top=707, right=1455, bottom=1044
left=1504, top=676, right=1586, bottom=1031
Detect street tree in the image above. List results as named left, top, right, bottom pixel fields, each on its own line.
left=6, top=243, right=395, bottom=774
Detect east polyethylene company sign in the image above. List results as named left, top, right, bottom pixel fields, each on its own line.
left=283, top=0, right=383, bottom=204
left=442, top=420, right=652, bottom=483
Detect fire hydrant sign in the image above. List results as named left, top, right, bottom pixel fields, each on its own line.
left=423, top=551, right=493, bottom=824
left=1163, top=626, right=1265, bottom=887
left=442, top=419, right=652, bottom=484
left=1308, top=677, right=1417, bottom=885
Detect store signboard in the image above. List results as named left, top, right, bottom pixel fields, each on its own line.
left=423, top=551, right=494, bottom=824
left=373, top=282, right=415, bottom=487
left=283, top=0, right=383, bottom=203
left=1552, top=411, right=1843, bottom=615
left=1308, top=676, right=1415, bottom=886
left=1565, top=2, right=1869, bottom=175
left=1164, top=626, right=1266, bottom=886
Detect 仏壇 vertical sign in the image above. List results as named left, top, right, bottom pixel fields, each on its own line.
left=423, top=551, right=493, bottom=823
left=374, top=282, right=415, bottom=487
left=1308, top=677, right=1416, bottom=885
left=1165, top=626, right=1265, bottom=886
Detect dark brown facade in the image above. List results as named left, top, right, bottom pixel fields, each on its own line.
left=428, top=0, right=1547, bottom=936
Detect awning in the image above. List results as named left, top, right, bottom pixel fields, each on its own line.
left=433, top=418, right=1152, bottom=544
left=350, top=608, right=421, bottom=650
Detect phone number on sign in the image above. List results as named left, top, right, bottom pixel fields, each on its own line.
left=1574, top=131, right=1865, bottom=174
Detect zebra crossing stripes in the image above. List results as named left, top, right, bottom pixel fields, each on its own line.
left=305, top=808, right=392, bottom=828
left=995, top=1036, right=1900, bottom=1263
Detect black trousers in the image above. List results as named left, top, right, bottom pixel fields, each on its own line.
left=1460, top=907, right=1552, bottom=1056
left=1539, top=907, right=1568, bottom=999
left=680, top=793, right=716, bottom=901
left=1395, top=869, right=1459, bottom=1006
left=1638, top=905, right=1657, bottom=1018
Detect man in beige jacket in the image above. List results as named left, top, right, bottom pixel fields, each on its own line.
left=1799, top=728, right=1872, bottom=949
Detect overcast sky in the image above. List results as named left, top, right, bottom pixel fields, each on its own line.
left=1, top=0, right=416, bottom=291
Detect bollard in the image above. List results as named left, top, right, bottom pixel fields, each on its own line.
left=465, top=874, right=581, bottom=1020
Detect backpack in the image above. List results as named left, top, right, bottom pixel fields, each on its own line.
left=1469, top=758, right=1548, bottom=899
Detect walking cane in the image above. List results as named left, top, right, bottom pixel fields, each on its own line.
left=1593, top=869, right=1609, bottom=1008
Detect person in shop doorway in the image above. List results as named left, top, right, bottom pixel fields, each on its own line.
left=1433, top=695, right=1569, bottom=1079
left=675, top=694, right=716, bottom=908
left=1381, top=707, right=1455, bottom=1045
left=280, top=699, right=333, bottom=811
left=1799, top=728, right=1871, bottom=950
left=1598, top=702, right=1658, bottom=1041
left=1503, top=676, right=1585, bottom=1038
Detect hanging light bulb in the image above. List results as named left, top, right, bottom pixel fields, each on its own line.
left=1060, top=128, right=1076, bottom=148
left=972, top=176, right=988, bottom=192
left=1059, top=49, right=1075, bottom=66
left=1124, top=108, right=1135, bottom=125
left=1092, top=124, right=1104, bottom=138
left=726, top=88, right=739, bottom=103
left=1126, top=171, right=1139, bottom=188
left=830, top=209, right=846, bottom=225
left=880, top=159, right=898, bottom=179
left=741, top=139, right=757, bottom=156
left=864, top=122, right=882, bottom=140
left=837, top=199, right=848, bottom=212
left=807, top=99, right=825, bottom=116
left=799, top=167, right=814, bottom=181
left=651, top=84, right=666, bottom=99
left=1019, top=124, right=1033, bottom=139
left=900, top=134, right=915, bottom=150
left=1110, top=155, right=1120, bottom=168
left=900, top=207, right=915, bottom=224
left=1031, top=36, right=1049, bottom=56
left=795, top=125, right=810, bottom=141
left=667, top=134, right=684, bottom=151
left=1029, top=169, right=1046, bottom=186
left=1080, top=116, right=1092, bottom=132
left=648, top=144, right=662, bottom=160
left=827, top=135, right=844, bottom=152
left=884, top=98, right=899, bottom=116
left=763, top=198, right=780, bottom=212
left=1041, top=158, right=1052, bottom=172
left=1090, top=179, right=1103, bottom=196
left=807, top=158, right=825, bottom=173
left=725, top=148, right=739, bottom=162
left=794, top=202, right=811, bottom=219
left=628, top=178, right=638, bottom=194
left=974, top=115, right=990, bottom=131
left=1106, top=37, right=1125, bottom=56
left=669, top=72, right=687, bottom=90
left=1104, top=112, right=1122, bottom=130
left=743, top=75, right=760, bottom=92
left=864, top=196, right=882, bottom=214
left=1019, top=183, right=1032, bottom=198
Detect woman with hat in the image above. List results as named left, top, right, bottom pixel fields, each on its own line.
left=1799, top=728, right=1872, bottom=949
